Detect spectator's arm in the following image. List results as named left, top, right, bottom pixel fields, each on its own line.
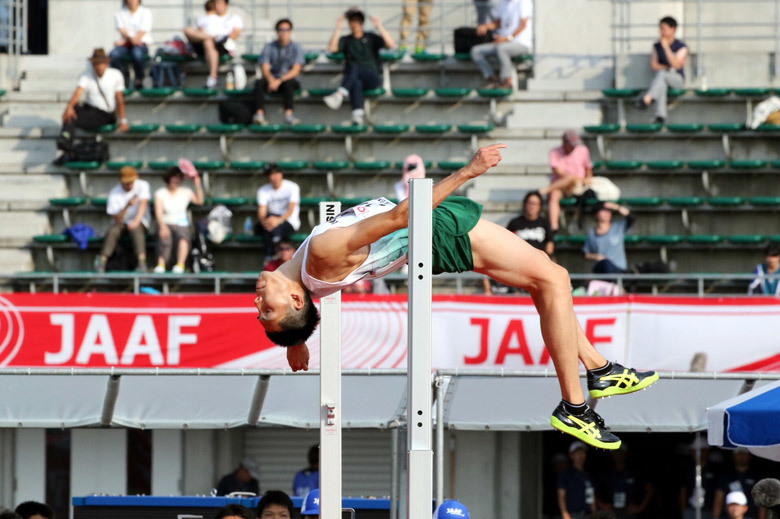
left=603, top=201, right=629, bottom=217
left=545, top=240, right=554, bottom=256
left=229, top=26, right=242, bottom=40
left=63, top=86, right=84, bottom=122
left=584, top=238, right=604, bottom=261
left=630, top=481, right=655, bottom=514
left=370, top=15, right=395, bottom=48
left=280, top=63, right=302, bottom=82
left=328, top=16, right=344, bottom=53
left=669, top=45, right=689, bottom=70
left=191, top=177, right=204, bottom=205
left=650, top=48, right=666, bottom=71
left=557, top=489, right=572, bottom=519
left=281, top=200, right=297, bottom=221
left=115, top=91, right=128, bottom=132
left=496, top=17, right=528, bottom=42
left=115, top=12, right=129, bottom=41
left=260, top=62, right=275, bottom=82
left=482, top=277, right=492, bottom=295
left=129, top=198, right=148, bottom=227
left=154, top=195, right=168, bottom=234
left=257, top=204, right=268, bottom=221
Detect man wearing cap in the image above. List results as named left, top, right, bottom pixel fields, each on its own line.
left=54, top=48, right=129, bottom=166
left=300, top=488, right=319, bottom=517
left=323, top=8, right=395, bottom=126
left=255, top=163, right=301, bottom=262
left=257, top=490, right=294, bottom=519
left=539, top=130, right=593, bottom=234
left=558, top=441, right=596, bottom=519
left=216, top=457, right=260, bottom=496
left=723, top=492, right=750, bottom=519
left=97, top=166, right=150, bottom=273
left=433, top=499, right=470, bottom=519
left=712, top=449, right=763, bottom=519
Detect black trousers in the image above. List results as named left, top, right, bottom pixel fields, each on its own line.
left=57, top=104, right=116, bottom=151
left=253, top=78, right=300, bottom=111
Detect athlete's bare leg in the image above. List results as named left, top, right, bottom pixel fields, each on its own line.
left=468, top=218, right=587, bottom=404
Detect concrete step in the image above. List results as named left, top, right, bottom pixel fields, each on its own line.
left=0, top=212, right=50, bottom=238
left=0, top=248, right=34, bottom=274
left=0, top=174, right=67, bottom=201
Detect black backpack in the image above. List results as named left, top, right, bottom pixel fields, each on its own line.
left=218, top=99, right=254, bottom=125
left=453, top=26, right=494, bottom=54
left=191, top=221, right=215, bottom=273
left=68, top=139, right=110, bottom=163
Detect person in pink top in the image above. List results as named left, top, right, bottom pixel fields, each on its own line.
left=540, top=130, right=593, bottom=232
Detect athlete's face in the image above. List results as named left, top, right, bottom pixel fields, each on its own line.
left=254, top=270, right=303, bottom=332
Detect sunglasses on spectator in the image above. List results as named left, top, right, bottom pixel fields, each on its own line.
left=277, top=27, right=291, bottom=32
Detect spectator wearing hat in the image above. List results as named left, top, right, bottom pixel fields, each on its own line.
left=14, top=502, right=54, bottom=519
left=184, top=0, right=243, bottom=89
left=109, top=0, right=153, bottom=90
left=97, top=166, right=151, bottom=273
left=214, top=505, right=253, bottom=519
left=255, top=163, right=300, bottom=261
left=216, top=457, right=261, bottom=496
left=300, top=489, right=319, bottom=517
left=635, top=16, right=688, bottom=124
left=470, top=0, right=533, bottom=90
left=748, top=245, right=780, bottom=295
left=583, top=201, right=634, bottom=274
left=253, top=18, right=305, bottom=126
left=256, top=491, right=294, bottom=519
left=323, top=8, right=395, bottom=126
left=723, top=492, right=749, bottom=519
left=712, top=449, right=762, bottom=519
left=433, top=499, right=470, bottom=519
left=558, top=441, right=596, bottom=519
left=153, top=165, right=204, bottom=274
left=540, top=130, right=593, bottom=233
left=54, top=48, right=128, bottom=166
left=292, top=444, right=319, bottom=497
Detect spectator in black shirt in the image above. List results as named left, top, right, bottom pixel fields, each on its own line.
left=596, top=445, right=654, bottom=519
left=712, top=449, right=762, bottom=519
left=558, top=441, right=596, bottom=519
left=323, top=8, right=395, bottom=125
left=216, top=457, right=260, bottom=496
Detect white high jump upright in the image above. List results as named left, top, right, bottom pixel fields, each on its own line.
left=407, top=179, right=434, bottom=518
left=319, top=201, right=342, bottom=519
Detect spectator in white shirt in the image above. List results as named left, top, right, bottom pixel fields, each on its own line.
left=98, top=166, right=151, bottom=274
left=109, top=0, right=152, bottom=90
left=255, top=163, right=300, bottom=261
left=153, top=166, right=205, bottom=274
left=184, top=0, right=243, bottom=88
left=54, top=48, right=128, bottom=166
left=470, top=0, right=532, bottom=89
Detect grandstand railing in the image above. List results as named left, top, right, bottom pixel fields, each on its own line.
left=2, top=0, right=27, bottom=87
left=1, top=272, right=777, bottom=296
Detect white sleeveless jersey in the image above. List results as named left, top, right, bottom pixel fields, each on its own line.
left=297, top=197, right=409, bottom=297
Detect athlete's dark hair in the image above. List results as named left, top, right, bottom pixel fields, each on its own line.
left=214, top=505, right=252, bottom=519
left=257, top=491, right=294, bottom=516
left=15, top=502, right=53, bottom=519
left=660, top=16, right=677, bottom=28
left=275, top=18, right=293, bottom=30
left=265, top=291, right=320, bottom=346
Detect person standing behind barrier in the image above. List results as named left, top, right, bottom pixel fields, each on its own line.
left=558, top=441, right=596, bottom=519
left=395, top=154, right=427, bottom=201
left=97, top=166, right=150, bottom=274
left=323, top=8, right=395, bottom=126
left=748, top=245, right=780, bottom=295
left=216, top=458, right=261, bottom=496
left=153, top=165, right=204, bottom=274
left=635, top=16, right=688, bottom=123
left=470, top=0, right=532, bottom=90
left=292, top=444, right=319, bottom=496
left=184, top=0, right=243, bottom=89
left=712, top=449, right=763, bottom=519
left=109, top=0, right=152, bottom=90
left=54, top=48, right=128, bottom=166
left=255, top=163, right=300, bottom=262
left=399, top=0, right=432, bottom=54
left=253, top=18, right=305, bottom=126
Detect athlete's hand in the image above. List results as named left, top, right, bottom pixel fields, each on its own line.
left=287, top=343, right=310, bottom=372
left=463, top=143, right=506, bottom=179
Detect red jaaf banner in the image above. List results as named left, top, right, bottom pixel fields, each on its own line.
left=0, top=294, right=778, bottom=371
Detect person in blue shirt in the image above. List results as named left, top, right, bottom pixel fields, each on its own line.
left=636, top=16, right=689, bottom=123
left=583, top=202, right=634, bottom=274
left=292, top=444, right=320, bottom=497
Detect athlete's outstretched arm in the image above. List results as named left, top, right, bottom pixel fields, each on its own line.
left=309, top=144, right=506, bottom=265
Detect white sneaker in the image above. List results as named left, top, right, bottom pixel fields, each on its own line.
left=172, top=265, right=185, bottom=274
left=206, top=76, right=218, bottom=89
left=323, top=92, right=343, bottom=110
left=252, top=112, right=267, bottom=125
left=153, top=265, right=165, bottom=274
left=351, top=109, right=365, bottom=126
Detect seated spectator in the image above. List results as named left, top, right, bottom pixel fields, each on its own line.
left=184, top=0, right=243, bottom=89
left=255, top=163, right=300, bottom=261
left=541, top=130, right=593, bottom=233
left=635, top=16, right=688, bottom=123
left=584, top=202, right=634, bottom=274
left=264, top=239, right=297, bottom=272
left=216, top=457, right=260, bottom=496
left=722, top=492, right=749, bottom=519
left=109, top=0, right=152, bottom=90
left=300, top=489, right=319, bottom=517
left=748, top=245, right=780, bottom=295
left=712, top=449, right=761, bottom=519
left=292, top=444, right=319, bottom=496
left=558, top=441, right=596, bottom=519
left=399, top=0, right=432, bottom=54
left=394, top=154, right=426, bottom=201
left=97, top=166, right=151, bottom=273
left=470, top=0, right=532, bottom=90
left=14, top=502, right=53, bottom=519
left=253, top=18, right=304, bottom=126
left=54, top=48, right=128, bottom=166
left=257, top=491, right=294, bottom=519
left=433, top=500, right=470, bottom=519
left=214, top=505, right=253, bottom=519
left=323, top=8, right=395, bottom=125
left=153, top=165, right=204, bottom=274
